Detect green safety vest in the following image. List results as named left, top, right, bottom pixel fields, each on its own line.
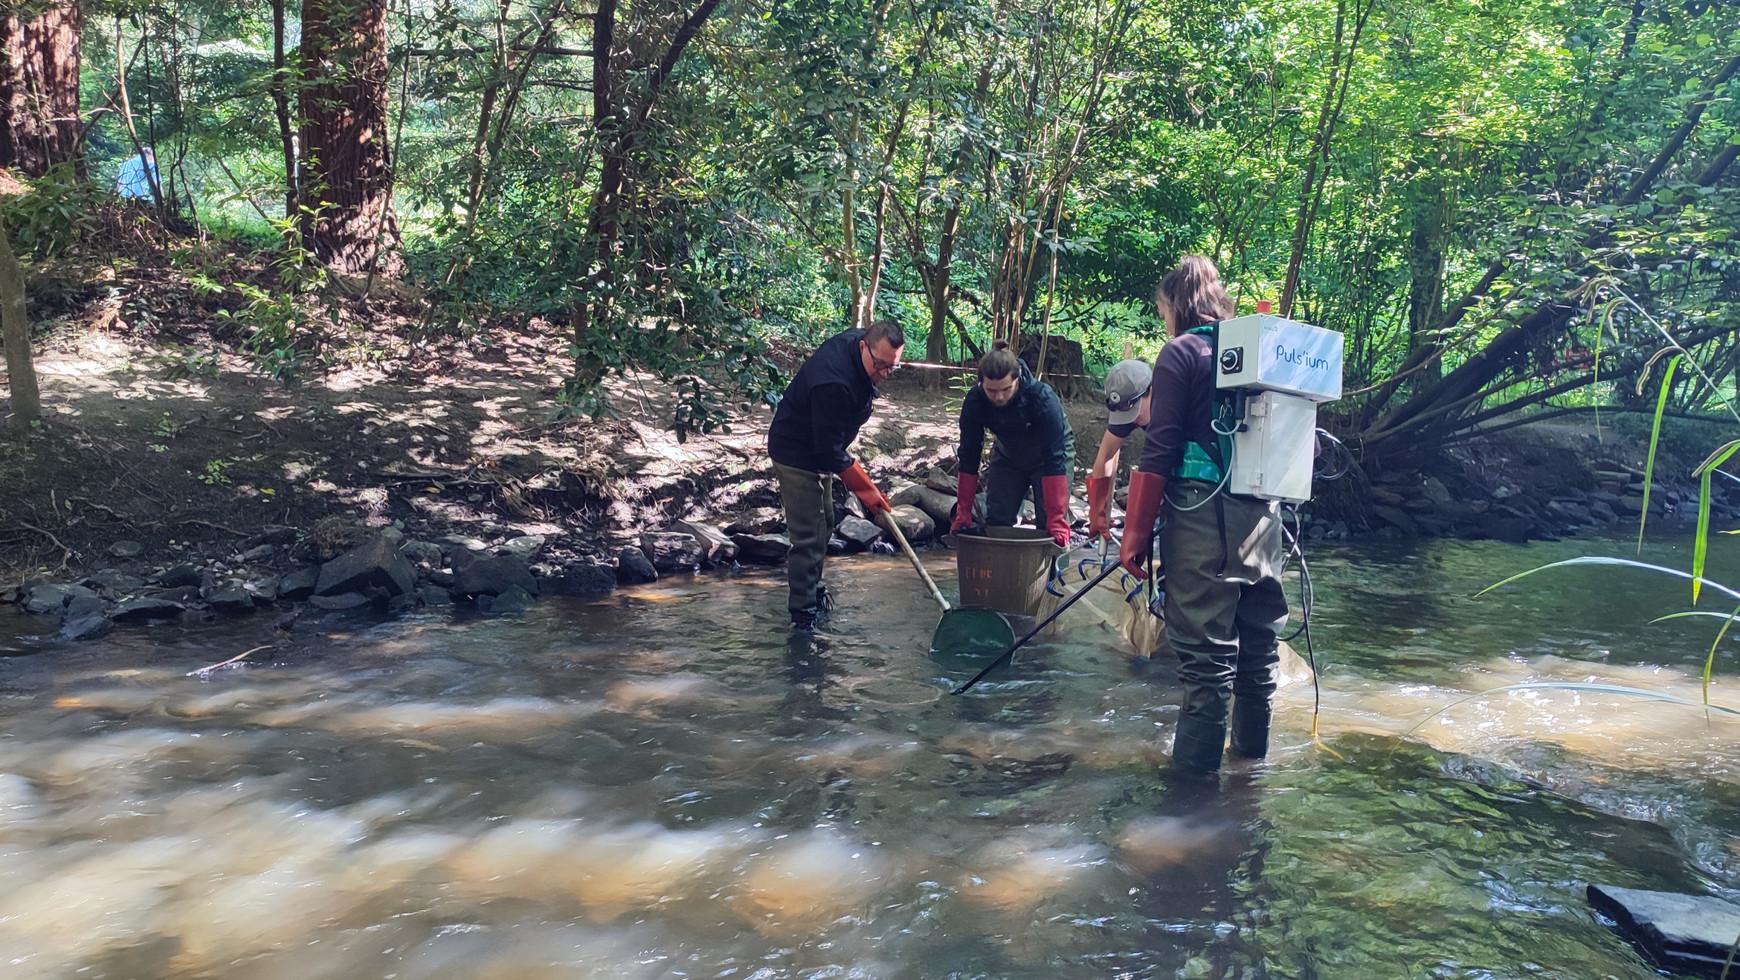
left=1173, top=325, right=1235, bottom=483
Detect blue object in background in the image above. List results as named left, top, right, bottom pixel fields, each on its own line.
left=116, top=150, right=158, bottom=200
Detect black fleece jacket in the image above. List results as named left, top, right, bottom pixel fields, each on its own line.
left=767, top=328, right=878, bottom=474
left=957, top=359, right=1071, bottom=477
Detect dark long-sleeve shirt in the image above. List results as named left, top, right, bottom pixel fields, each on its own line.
left=767, top=328, right=878, bottom=474
left=957, top=360, right=1072, bottom=477
left=1138, top=331, right=1220, bottom=478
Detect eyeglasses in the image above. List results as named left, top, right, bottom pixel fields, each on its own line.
left=864, top=345, right=899, bottom=374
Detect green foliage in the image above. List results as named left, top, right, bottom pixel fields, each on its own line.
left=1, top=165, right=122, bottom=259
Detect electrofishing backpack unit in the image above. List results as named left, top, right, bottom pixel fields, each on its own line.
left=1201, top=313, right=1344, bottom=503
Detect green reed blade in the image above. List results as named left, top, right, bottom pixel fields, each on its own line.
left=1477, top=556, right=1740, bottom=604
left=1692, top=441, right=1740, bottom=607
left=1639, top=354, right=1680, bottom=555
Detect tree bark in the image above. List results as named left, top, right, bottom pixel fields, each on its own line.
left=272, top=0, right=298, bottom=221
left=0, top=0, right=82, bottom=178
left=0, top=223, right=39, bottom=433
left=299, top=0, right=401, bottom=275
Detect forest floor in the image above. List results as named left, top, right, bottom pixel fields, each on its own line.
left=0, top=288, right=1126, bottom=586
left=0, top=247, right=1724, bottom=590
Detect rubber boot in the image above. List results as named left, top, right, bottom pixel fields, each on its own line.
left=1230, top=697, right=1271, bottom=760
left=1170, top=715, right=1227, bottom=775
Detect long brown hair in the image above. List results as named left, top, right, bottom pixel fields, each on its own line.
left=1155, top=255, right=1233, bottom=335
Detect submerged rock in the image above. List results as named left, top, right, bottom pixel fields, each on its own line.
left=1588, top=884, right=1740, bottom=978
left=454, top=554, right=537, bottom=597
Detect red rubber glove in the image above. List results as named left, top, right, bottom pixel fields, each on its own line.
left=1086, top=475, right=1113, bottom=540
left=1118, top=470, right=1167, bottom=579
left=1039, top=474, right=1072, bottom=549
left=840, top=460, right=891, bottom=515
left=952, top=471, right=979, bottom=532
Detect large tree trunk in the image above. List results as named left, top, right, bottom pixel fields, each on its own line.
left=0, top=1, right=82, bottom=178
left=0, top=223, right=39, bottom=433
left=299, top=0, right=401, bottom=275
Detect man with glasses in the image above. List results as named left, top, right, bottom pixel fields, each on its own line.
left=767, top=319, right=906, bottom=630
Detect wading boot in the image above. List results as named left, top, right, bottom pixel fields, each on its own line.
left=790, top=607, right=820, bottom=632
left=1170, top=715, right=1227, bottom=775
left=1230, top=699, right=1271, bottom=760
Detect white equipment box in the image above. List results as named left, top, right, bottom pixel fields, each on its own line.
left=1213, top=314, right=1343, bottom=402
left=1227, top=391, right=1319, bottom=503
left=1212, top=314, right=1343, bottom=503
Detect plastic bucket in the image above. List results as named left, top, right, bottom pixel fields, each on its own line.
left=952, top=528, right=1063, bottom=617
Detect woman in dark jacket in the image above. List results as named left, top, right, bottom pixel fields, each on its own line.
left=949, top=347, right=1075, bottom=548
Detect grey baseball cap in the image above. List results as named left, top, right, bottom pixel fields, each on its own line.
left=1104, top=359, right=1152, bottom=426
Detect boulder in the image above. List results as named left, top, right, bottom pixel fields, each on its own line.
left=889, top=504, right=935, bottom=542
left=245, top=576, right=280, bottom=605
left=208, top=586, right=257, bottom=615
left=533, top=562, right=616, bottom=596
left=238, top=544, right=277, bottom=563
left=63, top=592, right=109, bottom=620
left=402, top=540, right=443, bottom=567
left=499, top=534, right=546, bottom=560
left=419, top=585, right=453, bottom=606
left=155, top=563, right=202, bottom=589
left=731, top=533, right=791, bottom=564
left=279, top=567, right=319, bottom=601
left=826, top=536, right=848, bottom=555
left=107, top=540, right=143, bottom=558
left=315, top=536, right=416, bottom=597
left=310, top=591, right=374, bottom=611
left=616, top=546, right=658, bottom=584
left=1371, top=505, right=1419, bottom=536
left=924, top=467, right=958, bottom=494
left=481, top=584, right=537, bottom=616
left=671, top=521, right=738, bottom=566
left=23, top=584, right=83, bottom=616
left=1588, top=884, right=1740, bottom=978
left=835, top=516, right=884, bottom=550
left=111, top=596, right=186, bottom=622
left=724, top=507, right=786, bottom=535
left=453, top=554, right=538, bottom=597
left=79, top=570, right=143, bottom=595
left=59, top=615, right=113, bottom=641
left=640, top=531, right=705, bottom=572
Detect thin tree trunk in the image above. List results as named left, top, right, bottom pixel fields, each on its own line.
left=0, top=224, right=39, bottom=433
left=0, top=0, right=82, bottom=178
left=1278, top=0, right=1373, bottom=318
left=273, top=0, right=297, bottom=220
left=572, top=0, right=723, bottom=350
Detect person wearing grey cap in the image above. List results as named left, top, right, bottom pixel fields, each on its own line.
left=1084, top=359, right=1153, bottom=540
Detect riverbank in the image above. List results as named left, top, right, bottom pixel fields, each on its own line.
left=2, top=288, right=1733, bottom=639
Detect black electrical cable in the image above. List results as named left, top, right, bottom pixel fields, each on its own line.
left=1277, top=506, right=1321, bottom=723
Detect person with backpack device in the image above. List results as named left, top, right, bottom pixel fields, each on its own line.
left=1118, top=256, right=1290, bottom=775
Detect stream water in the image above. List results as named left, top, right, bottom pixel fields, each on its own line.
left=0, top=534, right=1736, bottom=979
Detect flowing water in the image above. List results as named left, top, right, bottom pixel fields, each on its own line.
left=0, top=535, right=1736, bottom=979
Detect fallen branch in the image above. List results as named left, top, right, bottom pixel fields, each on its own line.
left=178, top=518, right=248, bottom=536
left=187, top=645, right=274, bottom=677
left=15, top=522, right=77, bottom=572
